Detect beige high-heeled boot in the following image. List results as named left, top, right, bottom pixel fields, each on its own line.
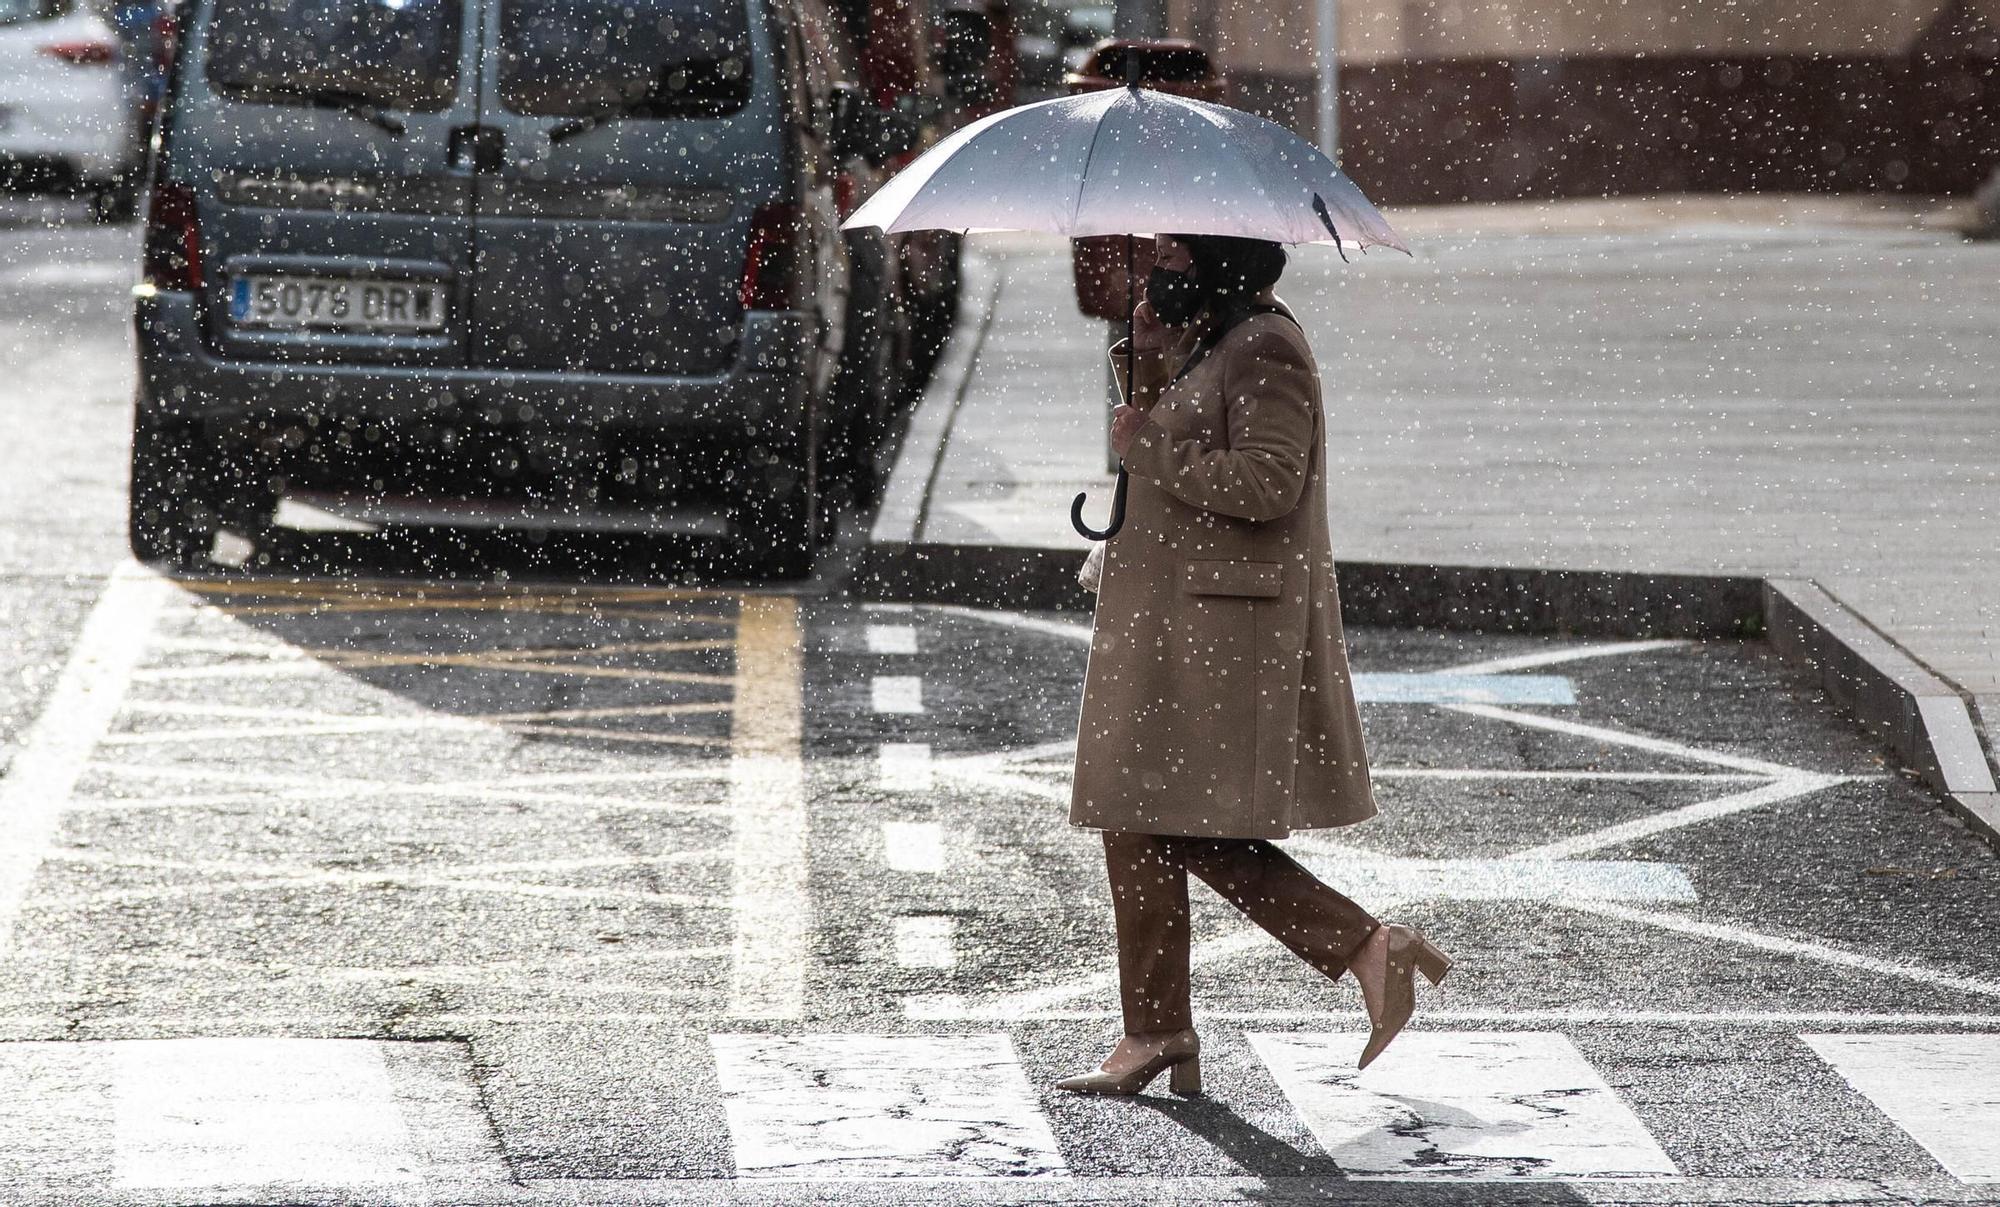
left=1053, top=1027, right=1202, bottom=1096
left=1350, top=922, right=1452, bottom=1070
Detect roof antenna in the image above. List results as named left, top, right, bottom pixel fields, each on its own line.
left=1312, top=193, right=1350, bottom=263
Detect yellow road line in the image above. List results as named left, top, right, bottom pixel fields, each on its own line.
left=727, top=595, right=807, bottom=1019
left=213, top=599, right=735, bottom=623
left=177, top=579, right=728, bottom=603
left=305, top=638, right=735, bottom=669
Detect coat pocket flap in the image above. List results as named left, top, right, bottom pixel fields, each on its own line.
left=1183, top=559, right=1283, bottom=598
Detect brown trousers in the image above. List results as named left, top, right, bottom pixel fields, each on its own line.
left=1103, top=830, right=1380, bottom=1034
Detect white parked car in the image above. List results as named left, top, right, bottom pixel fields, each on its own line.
left=0, top=0, right=142, bottom=219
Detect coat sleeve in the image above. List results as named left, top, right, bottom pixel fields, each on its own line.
left=1119, top=325, right=1316, bottom=522
left=1106, top=336, right=1172, bottom=411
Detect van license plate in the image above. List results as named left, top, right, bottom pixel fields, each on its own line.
left=230, top=275, right=446, bottom=332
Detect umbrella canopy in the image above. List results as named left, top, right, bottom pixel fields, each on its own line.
left=844, top=83, right=1407, bottom=540
left=843, top=85, right=1407, bottom=253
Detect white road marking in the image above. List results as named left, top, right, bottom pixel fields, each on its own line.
left=894, top=916, right=958, bottom=969
left=900, top=999, right=2000, bottom=1026
left=1506, top=774, right=1860, bottom=861
left=866, top=624, right=919, bottom=655
left=1248, top=1031, right=1680, bottom=1180
left=728, top=597, right=808, bottom=1019
left=922, top=604, right=1093, bottom=644
left=1444, top=702, right=1808, bottom=778
left=0, top=564, right=167, bottom=959
left=878, top=742, right=935, bottom=792
left=1799, top=1033, right=2000, bottom=1181
left=1441, top=639, right=1693, bottom=675
left=1562, top=900, right=2000, bottom=1001
left=947, top=683, right=1886, bottom=1022
left=882, top=821, right=946, bottom=873
left=709, top=1033, right=1066, bottom=1178
left=0, top=259, right=137, bottom=287
left=872, top=675, right=925, bottom=714
left=76, top=762, right=731, bottom=816
left=112, top=1038, right=419, bottom=1191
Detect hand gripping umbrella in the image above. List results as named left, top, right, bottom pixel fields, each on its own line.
left=842, top=66, right=1408, bottom=540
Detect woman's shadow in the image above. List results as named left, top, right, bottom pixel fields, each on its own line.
left=1131, top=1093, right=1596, bottom=1205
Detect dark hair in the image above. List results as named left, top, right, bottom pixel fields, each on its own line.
left=1174, top=233, right=1287, bottom=312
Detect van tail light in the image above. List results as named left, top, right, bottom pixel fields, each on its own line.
left=152, top=11, right=178, bottom=74
left=739, top=202, right=801, bottom=311
left=142, top=180, right=202, bottom=291
left=40, top=39, right=117, bottom=66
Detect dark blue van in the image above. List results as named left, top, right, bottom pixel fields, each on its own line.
left=131, top=0, right=912, bottom=576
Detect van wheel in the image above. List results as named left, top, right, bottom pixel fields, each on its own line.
left=128, top=415, right=215, bottom=566
left=92, top=172, right=141, bottom=224
left=908, top=244, right=961, bottom=393
left=734, top=458, right=818, bottom=580
left=833, top=320, right=898, bottom=510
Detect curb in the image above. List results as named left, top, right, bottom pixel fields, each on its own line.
left=870, top=255, right=1001, bottom=550
left=1765, top=579, right=2000, bottom=843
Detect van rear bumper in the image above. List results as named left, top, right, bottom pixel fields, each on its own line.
left=133, top=291, right=816, bottom=439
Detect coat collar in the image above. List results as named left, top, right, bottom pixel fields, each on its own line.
left=1166, top=289, right=1295, bottom=380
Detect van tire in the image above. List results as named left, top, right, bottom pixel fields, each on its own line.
left=907, top=236, right=961, bottom=392
left=127, top=414, right=215, bottom=566
left=734, top=453, right=819, bottom=580
left=92, top=172, right=141, bottom=225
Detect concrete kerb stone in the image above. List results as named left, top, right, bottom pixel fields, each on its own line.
left=1764, top=579, right=2000, bottom=847
left=869, top=256, right=1001, bottom=549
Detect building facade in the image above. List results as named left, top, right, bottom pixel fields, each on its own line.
left=1146, top=0, right=1999, bottom=201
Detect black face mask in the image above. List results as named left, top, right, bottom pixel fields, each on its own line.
left=1145, top=265, right=1205, bottom=328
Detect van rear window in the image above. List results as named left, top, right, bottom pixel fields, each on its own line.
left=205, top=0, right=462, bottom=112
left=498, top=0, right=751, bottom=119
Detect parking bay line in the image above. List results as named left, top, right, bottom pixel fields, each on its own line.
left=881, top=821, right=946, bottom=873
left=0, top=563, right=168, bottom=959
left=865, top=624, right=918, bottom=655
left=871, top=676, right=925, bottom=714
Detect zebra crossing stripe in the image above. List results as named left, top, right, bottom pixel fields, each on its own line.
left=0, top=1039, right=503, bottom=1195
left=112, top=1038, right=419, bottom=1191
left=709, top=1033, right=1066, bottom=1178
left=1799, top=1033, right=2000, bottom=1182
left=1247, top=1031, right=1680, bottom=1180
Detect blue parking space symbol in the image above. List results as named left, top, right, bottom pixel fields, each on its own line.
left=1352, top=673, right=1577, bottom=705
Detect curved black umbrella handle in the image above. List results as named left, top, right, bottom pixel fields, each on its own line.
left=1071, top=465, right=1128, bottom=541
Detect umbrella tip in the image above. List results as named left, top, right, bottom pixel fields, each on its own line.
left=1123, top=51, right=1142, bottom=89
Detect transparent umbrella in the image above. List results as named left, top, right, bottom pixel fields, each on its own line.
left=843, top=73, right=1408, bottom=539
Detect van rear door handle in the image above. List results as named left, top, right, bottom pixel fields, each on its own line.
left=449, top=124, right=506, bottom=173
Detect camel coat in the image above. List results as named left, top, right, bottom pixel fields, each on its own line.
left=1069, top=297, right=1378, bottom=839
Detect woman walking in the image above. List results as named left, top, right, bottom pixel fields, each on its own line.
left=1058, top=232, right=1451, bottom=1097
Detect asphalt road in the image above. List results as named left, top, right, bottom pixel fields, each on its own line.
left=0, top=200, right=1997, bottom=1206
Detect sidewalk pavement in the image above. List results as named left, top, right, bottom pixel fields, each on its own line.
left=870, top=194, right=2000, bottom=843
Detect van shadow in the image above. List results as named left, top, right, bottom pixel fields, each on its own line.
left=148, top=562, right=750, bottom=765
